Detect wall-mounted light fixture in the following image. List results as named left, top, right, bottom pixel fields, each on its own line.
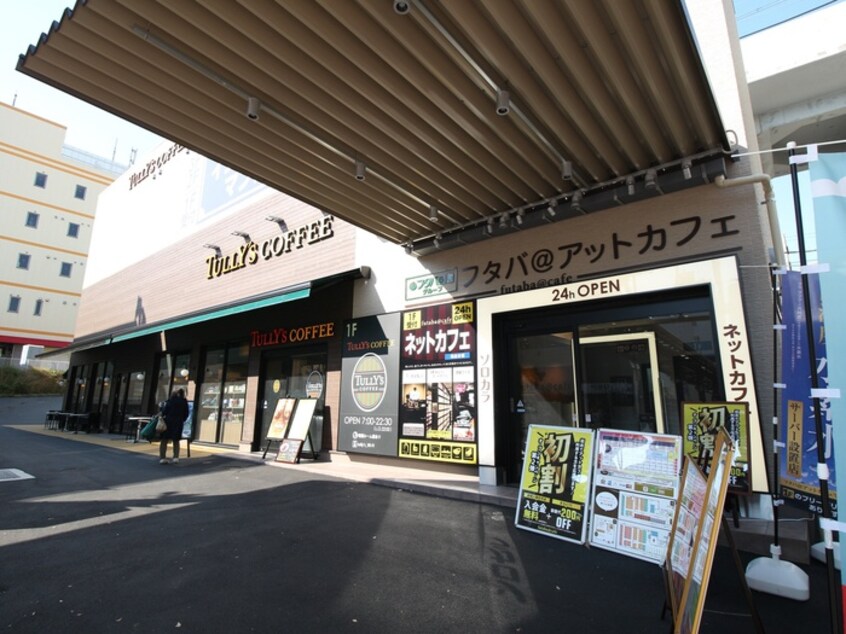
left=626, top=176, right=636, bottom=196
left=355, top=159, right=366, bottom=181
left=404, top=243, right=413, bottom=255
left=433, top=233, right=442, bottom=248
left=231, top=231, right=251, bottom=242
left=486, top=218, right=494, bottom=234
left=546, top=200, right=557, bottom=218
left=428, top=205, right=438, bottom=222
left=682, top=160, right=692, bottom=180
left=499, top=212, right=508, bottom=228
left=203, top=243, right=222, bottom=256
left=246, top=97, right=260, bottom=120
left=513, top=209, right=524, bottom=226
left=265, top=216, right=288, bottom=231
left=495, top=89, right=510, bottom=116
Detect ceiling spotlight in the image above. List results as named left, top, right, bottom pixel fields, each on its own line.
left=433, top=233, right=442, bottom=248
left=495, top=89, right=510, bottom=116
left=682, top=160, right=692, bottom=180
left=393, top=0, right=411, bottom=14
left=644, top=169, right=657, bottom=190
left=486, top=218, right=494, bottom=234
left=245, top=97, right=260, bottom=120
left=546, top=200, right=557, bottom=217
left=514, top=209, right=524, bottom=226
left=429, top=205, right=438, bottom=222
left=499, top=213, right=509, bottom=228
left=231, top=231, right=251, bottom=242
left=561, top=159, right=574, bottom=181
left=571, top=190, right=583, bottom=212
left=626, top=176, right=635, bottom=196
left=355, top=159, right=366, bottom=181
left=404, top=242, right=413, bottom=255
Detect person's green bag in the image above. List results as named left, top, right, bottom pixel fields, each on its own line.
left=139, top=416, right=158, bottom=441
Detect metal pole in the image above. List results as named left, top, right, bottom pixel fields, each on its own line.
left=787, top=142, right=842, bottom=634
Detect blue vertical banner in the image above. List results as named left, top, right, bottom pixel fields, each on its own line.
left=810, top=153, right=846, bottom=529
left=779, top=271, right=836, bottom=516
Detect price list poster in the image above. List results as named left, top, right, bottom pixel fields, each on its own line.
left=589, top=430, right=682, bottom=563
left=515, top=425, right=595, bottom=544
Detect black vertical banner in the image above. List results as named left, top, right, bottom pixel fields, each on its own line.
left=398, top=301, right=477, bottom=465
left=338, top=313, right=401, bottom=456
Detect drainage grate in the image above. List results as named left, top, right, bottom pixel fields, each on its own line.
left=0, top=469, right=34, bottom=482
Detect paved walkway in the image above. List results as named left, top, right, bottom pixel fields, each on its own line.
left=13, top=420, right=519, bottom=509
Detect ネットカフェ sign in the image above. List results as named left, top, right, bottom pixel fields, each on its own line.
left=204, top=215, right=334, bottom=279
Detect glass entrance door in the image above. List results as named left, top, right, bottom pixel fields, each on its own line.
left=579, top=333, right=664, bottom=433
left=503, top=331, right=577, bottom=483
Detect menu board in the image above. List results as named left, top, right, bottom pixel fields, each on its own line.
left=682, top=402, right=750, bottom=494
left=674, top=429, right=733, bottom=634
left=266, top=398, right=296, bottom=440
left=589, top=429, right=682, bottom=563
left=288, top=398, right=317, bottom=442
left=275, top=438, right=304, bottom=464
left=515, top=425, right=595, bottom=544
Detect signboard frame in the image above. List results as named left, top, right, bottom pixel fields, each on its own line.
left=673, top=429, right=734, bottom=634
left=275, top=438, right=304, bottom=464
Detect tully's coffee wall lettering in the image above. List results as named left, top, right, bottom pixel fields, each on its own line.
left=205, top=216, right=335, bottom=279
left=251, top=322, right=336, bottom=347
left=129, top=143, right=186, bottom=190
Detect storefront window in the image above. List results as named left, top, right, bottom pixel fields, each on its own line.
left=197, top=342, right=248, bottom=445
left=125, top=371, right=146, bottom=415
left=153, top=352, right=191, bottom=407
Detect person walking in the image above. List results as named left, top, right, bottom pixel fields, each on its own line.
left=159, top=388, right=189, bottom=464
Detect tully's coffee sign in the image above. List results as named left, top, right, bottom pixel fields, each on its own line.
left=129, top=143, right=186, bottom=190
left=250, top=322, right=336, bottom=348
left=205, top=215, right=335, bottom=279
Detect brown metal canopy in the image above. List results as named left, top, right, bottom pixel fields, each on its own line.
left=18, top=0, right=728, bottom=250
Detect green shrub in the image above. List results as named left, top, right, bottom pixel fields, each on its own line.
left=0, top=366, right=64, bottom=396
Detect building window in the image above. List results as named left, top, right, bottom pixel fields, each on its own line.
left=67, top=222, right=80, bottom=238
left=17, top=253, right=30, bottom=270
left=34, top=172, right=47, bottom=188
left=34, top=299, right=43, bottom=316
left=75, top=185, right=87, bottom=200
left=25, top=212, right=39, bottom=228
left=8, top=296, right=21, bottom=313
left=60, top=262, right=73, bottom=277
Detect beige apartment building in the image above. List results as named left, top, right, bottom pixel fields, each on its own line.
left=0, top=103, right=121, bottom=364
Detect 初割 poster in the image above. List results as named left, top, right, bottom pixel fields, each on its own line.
left=682, top=402, right=750, bottom=494
left=589, top=429, right=682, bottom=563
left=514, top=425, right=594, bottom=544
